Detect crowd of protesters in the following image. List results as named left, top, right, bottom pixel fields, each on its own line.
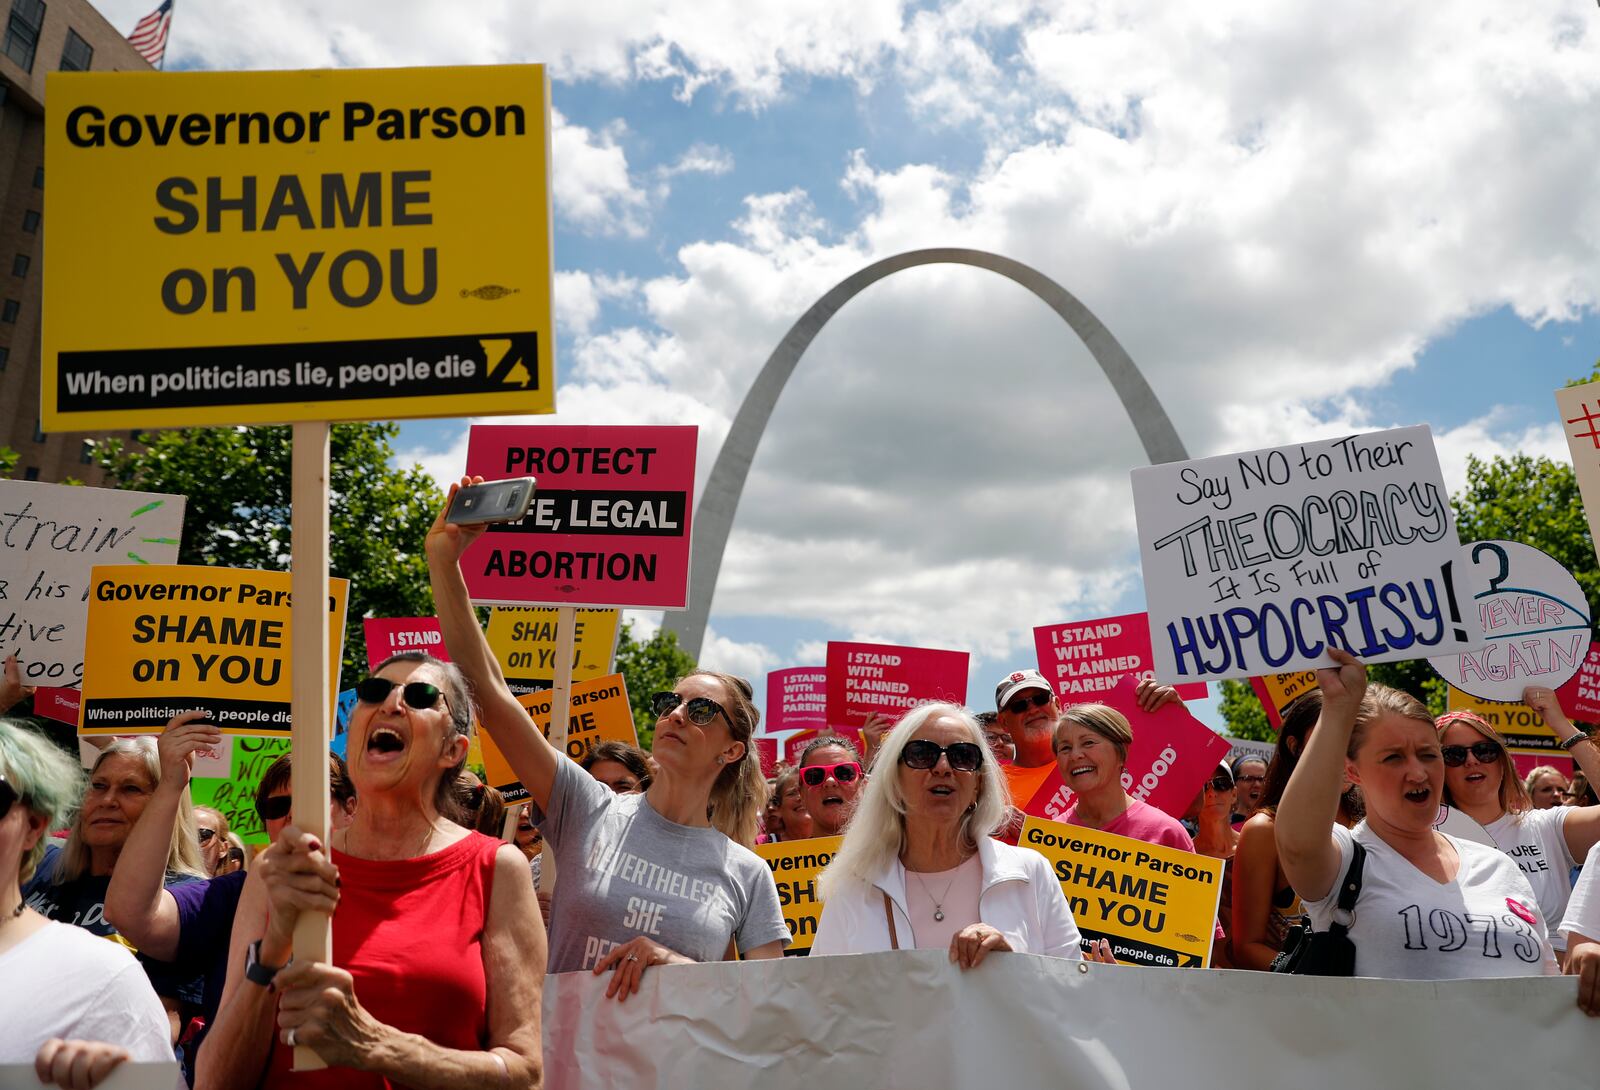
left=5, top=482, right=1600, bottom=1087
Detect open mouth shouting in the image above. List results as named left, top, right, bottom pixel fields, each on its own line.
left=367, top=725, right=406, bottom=757
left=1402, top=784, right=1432, bottom=805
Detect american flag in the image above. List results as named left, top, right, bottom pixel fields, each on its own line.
left=128, top=0, right=174, bottom=68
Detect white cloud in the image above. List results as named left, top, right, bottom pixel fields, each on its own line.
left=660, top=143, right=735, bottom=178
left=95, top=0, right=906, bottom=107
left=700, top=628, right=779, bottom=680
left=551, top=111, right=651, bottom=237
left=357, top=0, right=1600, bottom=674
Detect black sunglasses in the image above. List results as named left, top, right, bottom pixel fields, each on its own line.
left=257, top=793, right=292, bottom=822
left=0, top=776, right=17, bottom=821
left=1441, top=740, right=1503, bottom=767
left=900, top=740, right=985, bottom=772
left=1209, top=774, right=1234, bottom=792
left=197, top=827, right=216, bottom=844
left=650, top=691, right=727, bottom=726
left=1005, top=691, right=1053, bottom=716
left=356, top=677, right=445, bottom=710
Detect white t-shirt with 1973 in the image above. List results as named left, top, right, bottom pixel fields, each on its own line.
left=1303, top=823, right=1559, bottom=980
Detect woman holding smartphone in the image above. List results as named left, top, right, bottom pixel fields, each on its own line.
left=427, top=479, right=789, bottom=999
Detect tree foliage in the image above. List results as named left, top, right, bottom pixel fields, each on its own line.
left=0, top=446, right=16, bottom=478
left=613, top=623, right=698, bottom=750
left=1216, top=679, right=1273, bottom=741
left=96, top=424, right=443, bottom=688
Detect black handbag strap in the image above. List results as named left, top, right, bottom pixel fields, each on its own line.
left=1327, top=841, right=1367, bottom=936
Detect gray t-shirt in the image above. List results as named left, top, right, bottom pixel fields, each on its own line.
left=532, top=758, right=790, bottom=973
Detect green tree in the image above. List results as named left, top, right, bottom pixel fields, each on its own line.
left=1216, top=678, right=1274, bottom=741
left=0, top=446, right=16, bottom=477
left=613, top=623, right=697, bottom=750
left=96, top=424, right=443, bottom=688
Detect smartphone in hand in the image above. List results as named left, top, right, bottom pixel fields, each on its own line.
left=445, top=477, right=537, bottom=526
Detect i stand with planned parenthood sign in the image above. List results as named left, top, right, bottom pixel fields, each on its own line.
left=1133, top=425, right=1485, bottom=683
left=42, top=63, right=556, bottom=1072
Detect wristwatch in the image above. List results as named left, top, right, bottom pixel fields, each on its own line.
left=244, top=939, right=290, bottom=987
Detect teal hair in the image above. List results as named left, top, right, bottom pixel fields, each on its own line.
left=0, top=720, right=86, bottom=885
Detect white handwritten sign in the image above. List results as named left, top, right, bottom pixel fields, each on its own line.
left=1132, top=425, right=1481, bottom=682
left=1557, top=381, right=1600, bottom=570
left=1429, top=540, right=1592, bottom=702
left=0, top=481, right=185, bottom=684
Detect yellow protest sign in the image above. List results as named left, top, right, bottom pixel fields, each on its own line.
left=481, top=672, right=637, bottom=801
left=1249, top=670, right=1318, bottom=729
left=43, top=64, right=554, bottom=431
left=80, top=565, right=348, bottom=735
left=485, top=606, right=620, bottom=695
left=754, top=835, right=841, bottom=955
left=1021, top=816, right=1221, bottom=968
left=1446, top=686, right=1556, bottom=754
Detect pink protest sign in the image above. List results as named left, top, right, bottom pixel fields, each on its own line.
left=1510, top=752, right=1573, bottom=782
left=753, top=737, right=780, bottom=779
left=825, top=641, right=969, bottom=730
left=363, top=617, right=449, bottom=671
left=34, top=686, right=80, bottom=727
left=1034, top=613, right=1208, bottom=703
left=767, top=667, right=828, bottom=733
left=460, top=425, right=697, bottom=609
left=1024, top=674, right=1231, bottom=823
left=1572, top=642, right=1600, bottom=723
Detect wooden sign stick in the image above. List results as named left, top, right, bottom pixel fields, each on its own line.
left=289, top=421, right=332, bottom=1073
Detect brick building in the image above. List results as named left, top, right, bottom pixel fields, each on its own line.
left=0, top=0, right=150, bottom=484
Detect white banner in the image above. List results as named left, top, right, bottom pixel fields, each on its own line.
left=544, top=950, right=1597, bottom=1089
left=1132, top=425, right=1481, bottom=683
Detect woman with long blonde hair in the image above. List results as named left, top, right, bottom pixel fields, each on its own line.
left=426, top=479, right=788, bottom=999
left=23, top=736, right=206, bottom=938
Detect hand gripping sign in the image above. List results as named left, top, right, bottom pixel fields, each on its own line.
left=461, top=425, right=697, bottom=610
left=1132, top=425, right=1481, bottom=683
left=1428, top=541, right=1593, bottom=704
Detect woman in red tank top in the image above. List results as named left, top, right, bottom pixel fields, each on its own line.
left=196, top=653, right=548, bottom=1090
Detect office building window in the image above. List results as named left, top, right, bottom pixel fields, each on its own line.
left=21, top=209, right=38, bottom=232
left=11, top=253, right=27, bottom=278
left=80, top=440, right=95, bottom=464
left=23, top=466, right=39, bottom=480
left=3, top=0, right=45, bottom=72
left=32, top=165, right=42, bottom=188
left=59, top=27, right=90, bottom=71
left=1, top=299, right=18, bottom=322
left=32, top=418, right=42, bottom=442
left=0, top=346, right=7, bottom=369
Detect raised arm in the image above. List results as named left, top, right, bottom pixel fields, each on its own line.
left=1275, top=649, right=1366, bottom=903
left=105, top=710, right=220, bottom=961
left=1231, top=813, right=1286, bottom=971
left=426, top=478, right=562, bottom=810
left=1524, top=686, right=1600, bottom=863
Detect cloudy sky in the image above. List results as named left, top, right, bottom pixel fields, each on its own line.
left=98, top=0, right=1600, bottom=728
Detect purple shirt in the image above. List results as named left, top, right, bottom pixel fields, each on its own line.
left=170, top=868, right=247, bottom=1081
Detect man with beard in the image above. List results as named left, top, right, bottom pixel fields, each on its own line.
left=993, top=670, right=1062, bottom=812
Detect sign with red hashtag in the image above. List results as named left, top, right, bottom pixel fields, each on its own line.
left=1557, top=382, right=1600, bottom=569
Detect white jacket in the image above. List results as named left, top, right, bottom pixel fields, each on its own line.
left=810, top=834, right=1084, bottom=958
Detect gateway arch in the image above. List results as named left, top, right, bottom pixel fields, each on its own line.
left=663, top=247, right=1189, bottom=661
